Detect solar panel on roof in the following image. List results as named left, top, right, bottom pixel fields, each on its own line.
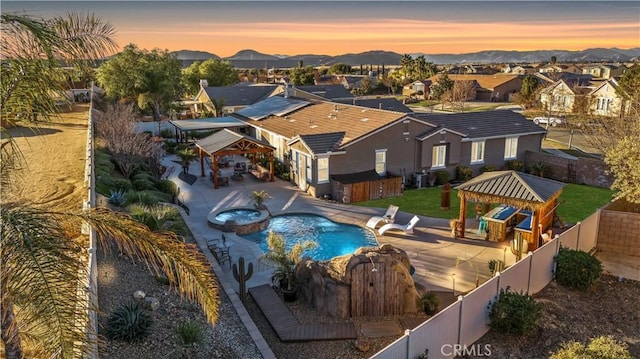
left=236, top=96, right=310, bottom=121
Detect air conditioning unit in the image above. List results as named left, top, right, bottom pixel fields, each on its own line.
left=414, top=172, right=426, bottom=189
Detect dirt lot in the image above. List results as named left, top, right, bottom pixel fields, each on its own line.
left=473, top=275, right=640, bottom=358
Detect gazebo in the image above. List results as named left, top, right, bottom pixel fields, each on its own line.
left=169, top=116, right=247, bottom=143
left=454, top=170, right=566, bottom=251
left=195, top=129, right=276, bottom=189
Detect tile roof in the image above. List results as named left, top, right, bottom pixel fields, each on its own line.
left=295, top=85, right=354, bottom=100
left=202, top=85, right=279, bottom=106
left=455, top=170, right=566, bottom=203
left=251, top=102, right=406, bottom=147
left=334, top=98, right=413, bottom=113
left=413, top=110, right=545, bottom=140
left=298, top=132, right=346, bottom=154
left=427, top=74, right=521, bottom=90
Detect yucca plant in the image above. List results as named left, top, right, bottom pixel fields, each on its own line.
left=105, top=302, right=153, bottom=342
left=108, top=189, right=127, bottom=206
left=175, top=320, right=203, bottom=346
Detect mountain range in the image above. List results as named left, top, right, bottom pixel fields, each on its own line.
left=170, top=48, right=639, bottom=68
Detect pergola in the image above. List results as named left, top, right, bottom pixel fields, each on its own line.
left=454, top=170, right=566, bottom=251
left=169, top=117, right=247, bottom=143
left=195, top=129, right=276, bottom=189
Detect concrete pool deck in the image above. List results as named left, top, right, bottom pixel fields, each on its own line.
left=167, top=154, right=519, bottom=295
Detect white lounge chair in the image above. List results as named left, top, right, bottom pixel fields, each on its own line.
left=378, top=215, right=420, bottom=235
left=366, top=205, right=400, bottom=229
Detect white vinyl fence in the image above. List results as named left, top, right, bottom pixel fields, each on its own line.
left=80, top=100, right=98, bottom=358
left=371, top=212, right=601, bottom=359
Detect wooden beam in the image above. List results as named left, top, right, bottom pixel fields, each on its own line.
left=213, top=155, right=219, bottom=189
left=458, top=194, right=466, bottom=238
left=199, top=147, right=205, bottom=177
left=269, top=153, right=275, bottom=182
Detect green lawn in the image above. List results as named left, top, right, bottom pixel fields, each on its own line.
left=355, top=183, right=612, bottom=224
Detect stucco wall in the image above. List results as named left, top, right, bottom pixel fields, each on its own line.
left=597, top=208, right=640, bottom=257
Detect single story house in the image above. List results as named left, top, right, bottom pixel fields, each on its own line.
left=193, top=84, right=284, bottom=115
left=233, top=94, right=545, bottom=201
left=427, top=74, right=523, bottom=102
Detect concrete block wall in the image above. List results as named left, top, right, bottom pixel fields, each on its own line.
left=525, top=151, right=612, bottom=188
left=597, top=209, right=640, bottom=257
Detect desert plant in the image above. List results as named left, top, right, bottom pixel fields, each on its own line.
left=262, top=231, right=317, bottom=293
left=128, top=203, right=185, bottom=233
left=555, top=247, right=603, bottom=290
left=506, top=160, right=524, bottom=171
left=434, top=170, right=449, bottom=185
left=420, top=291, right=440, bottom=315
left=456, top=166, right=473, bottom=182
left=488, top=259, right=505, bottom=276
left=488, top=288, right=541, bottom=335
left=105, top=302, right=153, bottom=342
left=125, top=190, right=160, bottom=206
left=132, top=172, right=156, bottom=190
left=175, top=320, right=203, bottom=346
left=251, top=190, right=272, bottom=210
left=108, top=189, right=127, bottom=206
left=550, top=336, right=632, bottom=359
left=529, top=161, right=549, bottom=177
left=176, top=147, right=197, bottom=174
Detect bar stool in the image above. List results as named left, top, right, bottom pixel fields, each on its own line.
left=478, top=218, right=488, bottom=235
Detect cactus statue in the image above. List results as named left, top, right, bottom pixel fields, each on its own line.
left=232, top=257, right=253, bottom=303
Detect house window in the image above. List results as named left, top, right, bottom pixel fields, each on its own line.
left=403, top=120, right=410, bottom=135
left=375, top=149, right=387, bottom=175
left=471, top=141, right=485, bottom=164
left=504, top=137, right=518, bottom=159
left=432, top=145, right=446, bottom=168
left=317, top=156, right=329, bottom=184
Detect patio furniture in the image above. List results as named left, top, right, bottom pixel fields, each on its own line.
left=378, top=215, right=420, bottom=235
left=366, top=205, right=400, bottom=229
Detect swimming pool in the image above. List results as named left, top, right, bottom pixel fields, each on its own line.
left=242, top=214, right=378, bottom=261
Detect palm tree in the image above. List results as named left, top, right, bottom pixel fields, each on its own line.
left=176, top=147, right=197, bottom=174
left=1, top=13, right=220, bottom=358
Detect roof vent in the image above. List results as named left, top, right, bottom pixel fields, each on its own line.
left=310, top=124, right=318, bottom=129
left=361, top=118, right=369, bottom=122
left=468, top=126, right=478, bottom=130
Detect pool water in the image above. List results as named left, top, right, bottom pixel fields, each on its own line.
left=214, top=209, right=261, bottom=224
left=242, top=214, right=378, bottom=261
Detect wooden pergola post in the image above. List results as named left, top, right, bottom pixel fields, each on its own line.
left=199, top=148, right=205, bottom=177
left=458, top=194, right=467, bottom=238
left=212, top=155, right=219, bottom=189
left=269, top=153, right=275, bottom=182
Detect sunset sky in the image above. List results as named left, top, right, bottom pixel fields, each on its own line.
left=4, top=1, right=640, bottom=57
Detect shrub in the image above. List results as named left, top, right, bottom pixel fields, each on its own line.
left=480, top=165, right=496, bottom=173
left=108, top=189, right=127, bottom=206
left=506, top=160, right=524, bottom=171
left=175, top=320, right=204, bottom=346
left=112, top=178, right=133, bottom=192
left=156, top=179, right=178, bottom=198
left=555, top=248, right=602, bottom=290
left=164, top=139, right=177, bottom=154
left=105, top=302, right=153, bottom=342
left=550, top=336, right=632, bottom=359
left=456, top=166, right=473, bottom=182
left=488, top=288, right=541, bottom=335
left=132, top=173, right=156, bottom=191
left=125, top=191, right=159, bottom=206
left=420, top=291, right=440, bottom=315
left=529, top=161, right=550, bottom=177
left=434, top=170, right=449, bottom=185
left=160, top=128, right=173, bottom=138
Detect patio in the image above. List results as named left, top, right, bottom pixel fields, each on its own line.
left=166, top=154, right=519, bottom=296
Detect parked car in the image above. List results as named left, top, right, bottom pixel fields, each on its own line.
left=532, top=116, right=566, bottom=127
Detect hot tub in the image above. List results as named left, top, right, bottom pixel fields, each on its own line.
left=207, top=207, right=270, bottom=235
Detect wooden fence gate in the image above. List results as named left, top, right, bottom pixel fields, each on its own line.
left=350, top=262, right=403, bottom=317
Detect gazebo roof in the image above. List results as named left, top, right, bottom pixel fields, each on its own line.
left=455, top=170, right=566, bottom=208
left=169, top=117, right=247, bottom=132
left=195, top=129, right=275, bottom=155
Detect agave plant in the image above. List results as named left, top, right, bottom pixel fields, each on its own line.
left=105, top=302, right=152, bottom=342
left=108, top=189, right=127, bottom=206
